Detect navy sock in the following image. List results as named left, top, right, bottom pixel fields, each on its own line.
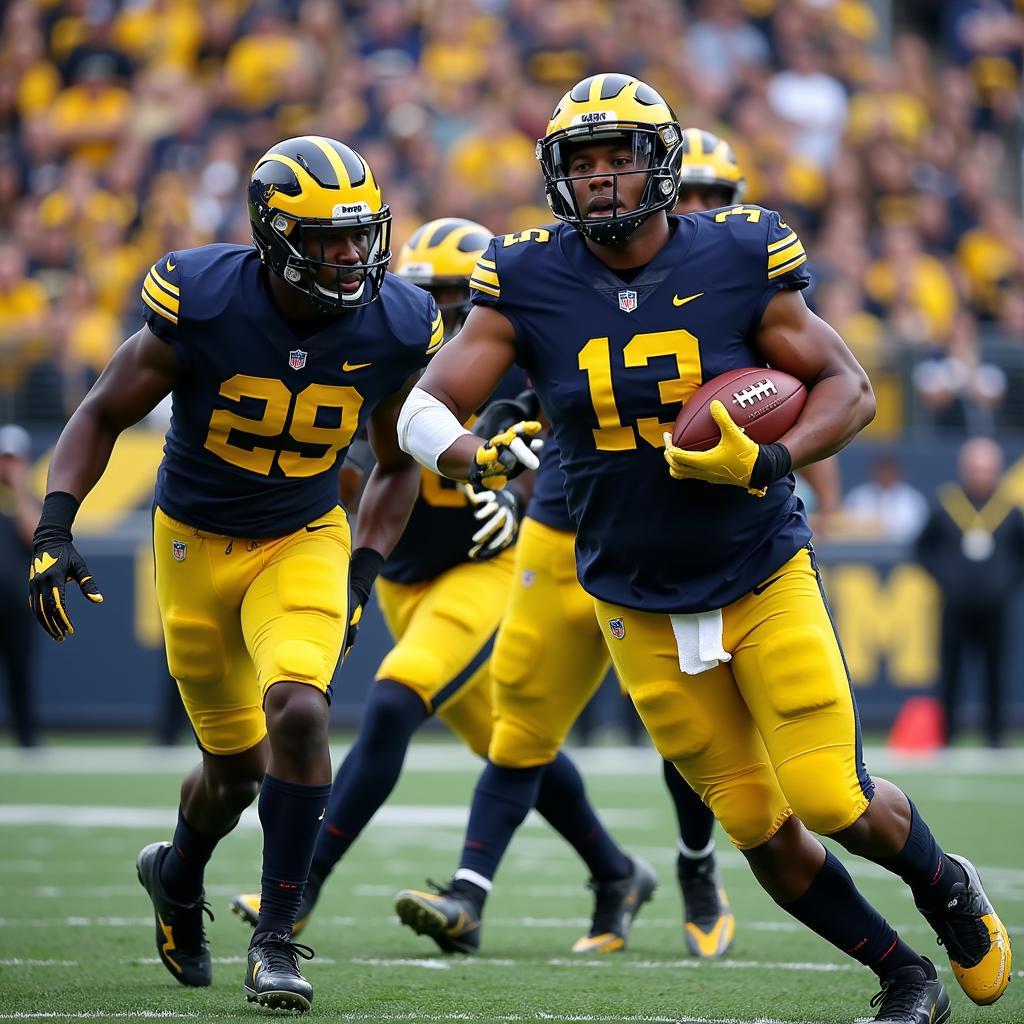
left=159, top=806, right=224, bottom=903
left=310, top=680, right=427, bottom=885
left=875, top=798, right=966, bottom=911
left=662, top=759, right=716, bottom=854
left=457, top=761, right=545, bottom=892
left=535, top=752, right=632, bottom=882
left=784, top=850, right=925, bottom=978
left=256, top=774, right=332, bottom=939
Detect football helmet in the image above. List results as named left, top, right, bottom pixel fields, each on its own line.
left=537, top=73, right=683, bottom=246
left=678, top=128, right=746, bottom=206
left=395, top=217, right=492, bottom=338
left=248, top=135, right=391, bottom=311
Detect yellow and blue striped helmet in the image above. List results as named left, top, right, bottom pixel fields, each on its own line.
left=248, top=135, right=391, bottom=311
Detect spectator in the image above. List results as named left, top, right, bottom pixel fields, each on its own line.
left=915, top=437, right=1024, bottom=747
left=843, top=453, right=929, bottom=542
left=0, top=423, right=40, bottom=748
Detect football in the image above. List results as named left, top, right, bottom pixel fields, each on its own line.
left=671, top=367, right=806, bottom=452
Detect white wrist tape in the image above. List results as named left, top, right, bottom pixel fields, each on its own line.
left=397, top=386, right=474, bottom=474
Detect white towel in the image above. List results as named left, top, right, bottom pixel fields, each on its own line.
left=669, top=610, right=731, bottom=675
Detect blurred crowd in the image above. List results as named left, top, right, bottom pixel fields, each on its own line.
left=2, top=0, right=1024, bottom=434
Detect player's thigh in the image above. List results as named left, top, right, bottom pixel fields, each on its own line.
left=240, top=507, right=351, bottom=701
left=377, top=553, right=514, bottom=716
left=489, top=519, right=608, bottom=768
left=594, top=599, right=791, bottom=850
left=437, top=669, right=494, bottom=759
left=727, top=547, right=872, bottom=837
left=153, top=507, right=265, bottom=756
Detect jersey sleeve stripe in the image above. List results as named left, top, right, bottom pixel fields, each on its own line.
left=767, top=240, right=804, bottom=270
left=767, top=231, right=798, bottom=254
left=470, top=278, right=500, bottom=298
left=149, top=265, right=180, bottom=296
left=426, top=320, right=445, bottom=354
left=767, top=253, right=808, bottom=280
left=141, top=289, right=179, bottom=323
left=476, top=256, right=496, bottom=269
left=143, top=274, right=180, bottom=314
left=471, top=266, right=500, bottom=287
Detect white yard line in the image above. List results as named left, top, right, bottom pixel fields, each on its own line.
left=0, top=1015, right=199, bottom=1021
left=0, top=804, right=653, bottom=830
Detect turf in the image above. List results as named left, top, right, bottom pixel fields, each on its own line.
left=0, top=742, right=1021, bottom=1024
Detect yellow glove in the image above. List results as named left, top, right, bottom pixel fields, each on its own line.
left=662, top=401, right=766, bottom=497
left=468, top=420, right=543, bottom=491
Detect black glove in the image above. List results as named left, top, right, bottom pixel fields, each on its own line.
left=466, top=485, right=521, bottom=560
left=344, top=546, right=384, bottom=660
left=28, top=491, right=103, bottom=642
left=466, top=421, right=543, bottom=491
left=471, top=389, right=540, bottom=441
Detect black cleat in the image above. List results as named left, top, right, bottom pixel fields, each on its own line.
left=230, top=886, right=316, bottom=938
left=917, top=853, right=1012, bottom=1005
left=244, top=931, right=315, bottom=1013
left=678, top=852, right=735, bottom=958
left=394, top=880, right=481, bottom=954
left=866, top=958, right=950, bottom=1024
left=572, top=856, right=657, bottom=953
left=136, top=841, right=213, bottom=987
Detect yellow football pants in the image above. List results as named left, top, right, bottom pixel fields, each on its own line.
left=488, top=518, right=611, bottom=768
left=374, top=550, right=515, bottom=757
left=152, top=505, right=351, bottom=756
left=595, top=548, right=872, bottom=850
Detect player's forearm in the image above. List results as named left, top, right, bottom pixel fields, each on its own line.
left=352, top=461, right=421, bottom=558
left=779, top=370, right=875, bottom=470
left=46, top=400, right=122, bottom=503
left=436, top=434, right=483, bottom=481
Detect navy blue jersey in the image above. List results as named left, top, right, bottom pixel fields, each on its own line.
left=471, top=209, right=812, bottom=613
left=527, top=436, right=574, bottom=533
left=142, top=244, right=442, bottom=537
left=383, top=367, right=528, bottom=583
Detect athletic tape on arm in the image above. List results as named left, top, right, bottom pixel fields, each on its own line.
left=397, top=386, right=474, bottom=474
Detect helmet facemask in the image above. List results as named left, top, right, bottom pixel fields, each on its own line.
left=538, top=123, right=682, bottom=247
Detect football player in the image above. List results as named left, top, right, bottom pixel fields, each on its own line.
left=26, top=136, right=448, bottom=1013
left=229, top=218, right=653, bottom=954
left=395, top=77, right=1011, bottom=1023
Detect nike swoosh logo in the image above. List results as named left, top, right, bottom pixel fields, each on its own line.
left=672, top=292, right=704, bottom=307
left=342, top=360, right=372, bottom=372
left=305, top=523, right=332, bottom=532
left=318, top=807, right=326, bottom=821
left=752, top=574, right=784, bottom=595
left=166, top=258, right=176, bottom=272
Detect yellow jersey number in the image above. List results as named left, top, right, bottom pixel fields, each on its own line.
left=204, top=374, right=363, bottom=478
left=578, top=329, right=702, bottom=451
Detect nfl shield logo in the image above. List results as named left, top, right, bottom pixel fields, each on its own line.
left=617, top=290, right=637, bottom=313
left=288, top=349, right=308, bottom=370
left=608, top=617, right=625, bottom=639
left=172, top=540, right=187, bottom=562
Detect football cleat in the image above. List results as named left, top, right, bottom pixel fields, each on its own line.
left=917, top=853, right=1012, bottom=1005
left=865, top=958, right=950, bottom=1024
left=394, top=880, right=481, bottom=954
left=244, top=931, right=315, bottom=1013
left=572, top=856, right=657, bottom=953
left=136, top=841, right=213, bottom=987
left=230, top=890, right=314, bottom=938
left=678, top=852, right=735, bottom=958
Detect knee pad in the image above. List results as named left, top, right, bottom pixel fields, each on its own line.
left=777, top=750, right=868, bottom=836
left=704, top=769, right=792, bottom=850
left=630, top=681, right=713, bottom=763
left=278, top=555, right=345, bottom=619
left=757, top=626, right=841, bottom=718
left=377, top=645, right=448, bottom=702
left=269, top=638, right=330, bottom=684
left=489, top=715, right=559, bottom=768
left=163, top=614, right=227, bottom=686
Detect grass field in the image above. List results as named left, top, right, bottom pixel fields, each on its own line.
left=0, top=741, right=1021, bottom=1024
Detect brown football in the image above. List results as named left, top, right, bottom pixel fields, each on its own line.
left=672, top=367, right=806, bottom=452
